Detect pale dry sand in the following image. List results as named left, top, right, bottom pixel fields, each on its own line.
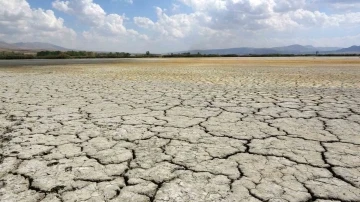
left=2, top=57, right=360, bottom=88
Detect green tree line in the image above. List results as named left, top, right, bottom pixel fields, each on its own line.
left=1, top=50, right=360, bottom=60
left=0, top=51, right=35, bottom=59
left=0, top=51, right=132, bottom=59
left=36, top=51, right=131, bottom=59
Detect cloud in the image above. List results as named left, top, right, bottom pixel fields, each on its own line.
left=123, top=0, right=133, bottom=4
left=172, top=4, right=180, bottom=12
left=273, top=0, right=306, bottom=12
left=52, top=0, right=106, bottom=26
left=52, top=0, right=148, bottom=51
left=51, top=0, right=72, bottom=12
left=134, top=17, right=155, bottom=29
left=52, top=0, right=147, bottom=46
left=129, top=0, right=360, bottom=52
left=134, top=6, right=218, bottom=41
left=176, top=0, right=329, bottom=31
left=0, top=0, right=76, bottom=46
left=176, top=0, right=360, bottom=31
left=111, top=0, right=133, bottom=4
left=2, top=0, right=360, bottom=53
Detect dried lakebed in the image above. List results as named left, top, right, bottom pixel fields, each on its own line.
left=0, top=58, right=359, bottom=202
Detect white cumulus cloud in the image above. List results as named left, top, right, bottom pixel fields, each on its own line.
left=53, top=0, right=146, bottom=40
left=52, top=0, right=148, bottom=52
left=130, top=0, right=360, bottom=51
left=0, top=0, right=76, bottom=46
left=2, top=0, right=360, bottom=52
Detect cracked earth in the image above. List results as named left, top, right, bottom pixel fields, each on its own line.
left=0, top=58, right=360, bottom=202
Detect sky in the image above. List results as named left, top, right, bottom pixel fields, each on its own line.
left=1, top=0, right=360, bottom=53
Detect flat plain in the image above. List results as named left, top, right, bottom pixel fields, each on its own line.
left=0, top=57, right=360, bottom=202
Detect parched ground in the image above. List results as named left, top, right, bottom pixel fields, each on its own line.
left=0, top=57, right=360, bottom=202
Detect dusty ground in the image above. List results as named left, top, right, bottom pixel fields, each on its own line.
left=0, top=57, right=360, bottom=202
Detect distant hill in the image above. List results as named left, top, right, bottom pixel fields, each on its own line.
left=178, top=44, right=344, bottom=55
left=271, top=45, right=341, bottom=53
left=0, top=41, right=18, bottom=50
left=0, top=41, right=69, bottom=51
left=2, top=41, right=359, bottom=55
left=334, top=46, right=360, bottom=53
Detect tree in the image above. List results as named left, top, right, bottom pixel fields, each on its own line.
left=146, top=51, right=150, bottom=56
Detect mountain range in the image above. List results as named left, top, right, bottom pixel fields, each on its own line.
left=334, top=46, right=360, bottom=53
left=0, top=41, right=69, bottom=51
left=1, top=41, right=360, bottom=55
left=180, top=44, right=360, bottom=55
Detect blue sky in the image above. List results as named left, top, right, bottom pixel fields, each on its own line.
left=1, top=0, right=360, bottom=53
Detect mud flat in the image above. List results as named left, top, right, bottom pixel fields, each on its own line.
left=0, top=57, right=360, bottom=202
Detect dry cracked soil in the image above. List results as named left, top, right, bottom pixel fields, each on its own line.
left=0, top=57, right=360, bottom=202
